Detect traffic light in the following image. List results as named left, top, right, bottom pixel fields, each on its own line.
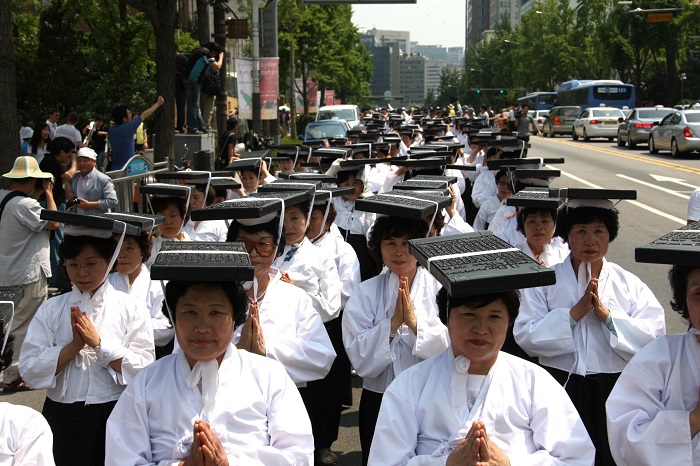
left=499, top=89, right=504, bottom=94
left=476, top=89, right=481, bottom=94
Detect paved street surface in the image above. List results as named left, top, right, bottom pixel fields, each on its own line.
left=3, top=135, right=699, bottom=464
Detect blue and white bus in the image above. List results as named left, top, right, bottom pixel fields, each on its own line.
left=556, top=80, right=635, bottom=110
left=517, top=92, right=558, bottom=110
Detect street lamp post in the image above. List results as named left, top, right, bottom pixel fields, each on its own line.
left=680, top=73, right=687, bottom=103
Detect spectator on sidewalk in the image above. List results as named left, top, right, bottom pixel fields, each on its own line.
left=69, top=148, right=118, bottom=215
left=0, top=156, right=59, bottom=393
left=55, top=113, right=85, bottom=149
left=46, top=108, right=60, bottom=140
left=108, top=96, right=164, bottom=171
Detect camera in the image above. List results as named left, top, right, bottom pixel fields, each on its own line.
left=65, top=198, right=81, bottom=209
left=515, top=109, right=523, bottom=119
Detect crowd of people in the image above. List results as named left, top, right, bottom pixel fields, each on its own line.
left=0, top=100, right=699, bottom=466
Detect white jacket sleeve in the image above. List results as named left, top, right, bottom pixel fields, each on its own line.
left=19, top=301, right=65, bottom=390
left=342, top=286, right=394, bottom=380
left=308, top=255, right=342, bottom=322
left=263, top=295, right=336, bottom=384
left=606, top=355, right=695, bottom=466
left=513, top=285, right=576, bottom=358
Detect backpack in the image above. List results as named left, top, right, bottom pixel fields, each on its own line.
left=183, top=47, right=210, bottom=81
left=201, top=66, right=221, bottom=96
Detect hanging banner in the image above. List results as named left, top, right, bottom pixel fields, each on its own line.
left=260, top=58, right=279, bottom=120
left=235, top=58, right=253, bottom=120
left=324, top=90, right=335, bottom=107
left=308, top=78, right=319, bottom=114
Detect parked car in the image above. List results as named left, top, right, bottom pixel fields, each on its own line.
left=617, top=106, right=674, bottom=149
left=542, top=106, right=581, bottom=137
left=648, top=110, right=700, bottom=158
left=572, top=107, right=624, bottom=141
left=316, top=105, right=362, bottom=129
left=528, top=110, right=550, bottom=132
left=300, top=120, right=350, bottom=145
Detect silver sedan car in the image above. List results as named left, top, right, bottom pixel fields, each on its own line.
left=648, top=110, right=700, bottom=158
left=617, top=107, right=674, bottom=149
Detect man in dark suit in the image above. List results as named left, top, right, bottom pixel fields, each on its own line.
left=69, top=147, right=118, bottom=215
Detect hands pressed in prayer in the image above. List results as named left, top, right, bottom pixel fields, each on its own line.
left=69, top=306, right=86, bottom=350
left=590, top=279, right=611, bottom=322
left=180, top=420, right=229, bottom=466
left=279, top=272, right=295, bottom=286
left=238, top=301, right=266, bottom=356
left=570, top=280, right=596, bottom=322
left=72, top=306, right=100, bottom=348
left=390, top=276, right=418, bottom=337
left=448, top=421, right=510, bottom=466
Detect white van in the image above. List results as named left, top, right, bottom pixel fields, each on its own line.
left=316, top=105, right=362, bottom=129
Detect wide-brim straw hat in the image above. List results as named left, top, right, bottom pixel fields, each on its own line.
left=3, top=156, right=53, bottom=179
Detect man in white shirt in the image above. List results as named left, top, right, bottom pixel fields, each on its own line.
left=0, top=156, right=59, bottom=393
left=54, top=112, right=85, bottom=149
left=46, top=108, right=60, bottom=140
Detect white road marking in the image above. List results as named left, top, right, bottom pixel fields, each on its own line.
left=649, top=174, right=697, bottom=189
left=554, top=167, right=686, bottom=225
left=616, top=174, right=690, bottom=200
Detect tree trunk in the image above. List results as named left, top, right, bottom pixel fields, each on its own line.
left=0, top=0, right=20, bottom=184
left=196, top=0, right=210, bottom=44
left=126, top=0, right=178, bottom=168
left=213, top=3, right=227, bottom=136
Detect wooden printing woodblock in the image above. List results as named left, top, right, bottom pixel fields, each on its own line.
left=408, top=232, right=556, bottom=297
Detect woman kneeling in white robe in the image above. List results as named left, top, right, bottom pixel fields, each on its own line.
left=105, top=280, right=313, bottom=465
left=606, top=264, right=700, bottom=465
left=369, top=288, right=594, bottom=466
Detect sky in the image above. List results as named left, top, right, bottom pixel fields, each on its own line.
left=351, top=0, right=466, bottom=49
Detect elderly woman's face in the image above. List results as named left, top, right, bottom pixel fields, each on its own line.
left=568, top=221, right=610, bottom=264
left=175, top=284, right=235, bottom=367
left=687, top=268, right=700, bottom=333
left=524, top=211, right=555, bottom=248
left=448, top=299, right=509, bottom=375
left=116, top=236, right=143, bottom=276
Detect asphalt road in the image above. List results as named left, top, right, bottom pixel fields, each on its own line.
left=2, top=135, right=698, bottom=465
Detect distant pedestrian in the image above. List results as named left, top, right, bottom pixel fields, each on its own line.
left=108, top=96, right=164, bottom=171
left=55, top=113, right=85, bottom=149
left=183, top=42, right=224, bottom=133
left=46, top=108, right=60, bottom=140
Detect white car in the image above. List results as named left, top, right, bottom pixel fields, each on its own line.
left=528, top=110, right=550, bottom=132
left=316, top=105, right=362, bottom=129
left=572, top=107, right=625, bottom=141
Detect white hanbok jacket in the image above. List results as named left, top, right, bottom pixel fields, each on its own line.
left=606, top=332, right=700, bottom=466
left=182, top=219, right=228, bottom=242
left=19, top=282, right=155, bottom=403
left=369, top=350, right=595, bottom=466
left=473, top=195, right=505, bottom=231
left=313, top=227, right=361, bottom=310
left=515, top=236, right=570, bottom=268
left=273, top=238, right=341, bottom=322
left=104, top=345, right=313, bottom=465
left=108, top=265, right=173, bottom=346
left=514, top=257, right=666, bottom=375
left=487, top=205, right=525, bottom=246
left=233, top=270, right=335, bottom=386
left=0, top=403, right=55, bottom=466
left=471, top=167, right=496, bottom=209
left=342, top=266, right=449, bottom=394
left=332, top=196, right=375, bottom=236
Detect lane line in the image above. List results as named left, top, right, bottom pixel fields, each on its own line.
left=615, top=174, right=690, bottom=200
left=557, top=167, right=686, bottom=224
left=537, top=138, right=700, bottom=176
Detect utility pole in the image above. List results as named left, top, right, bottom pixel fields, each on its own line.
left=214, top=3, right=227, bottom=136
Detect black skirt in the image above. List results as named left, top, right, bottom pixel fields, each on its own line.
left=42, top=397, right=117, bottom=466
left=546, top=366, right=620, bottom=466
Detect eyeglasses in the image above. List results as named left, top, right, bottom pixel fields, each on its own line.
left=64, top=260, right=107, bottom=272
left=237, top=239, right=275, bottom=257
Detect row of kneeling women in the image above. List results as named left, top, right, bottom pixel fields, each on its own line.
left=8, top=188, right=700, bottom=466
